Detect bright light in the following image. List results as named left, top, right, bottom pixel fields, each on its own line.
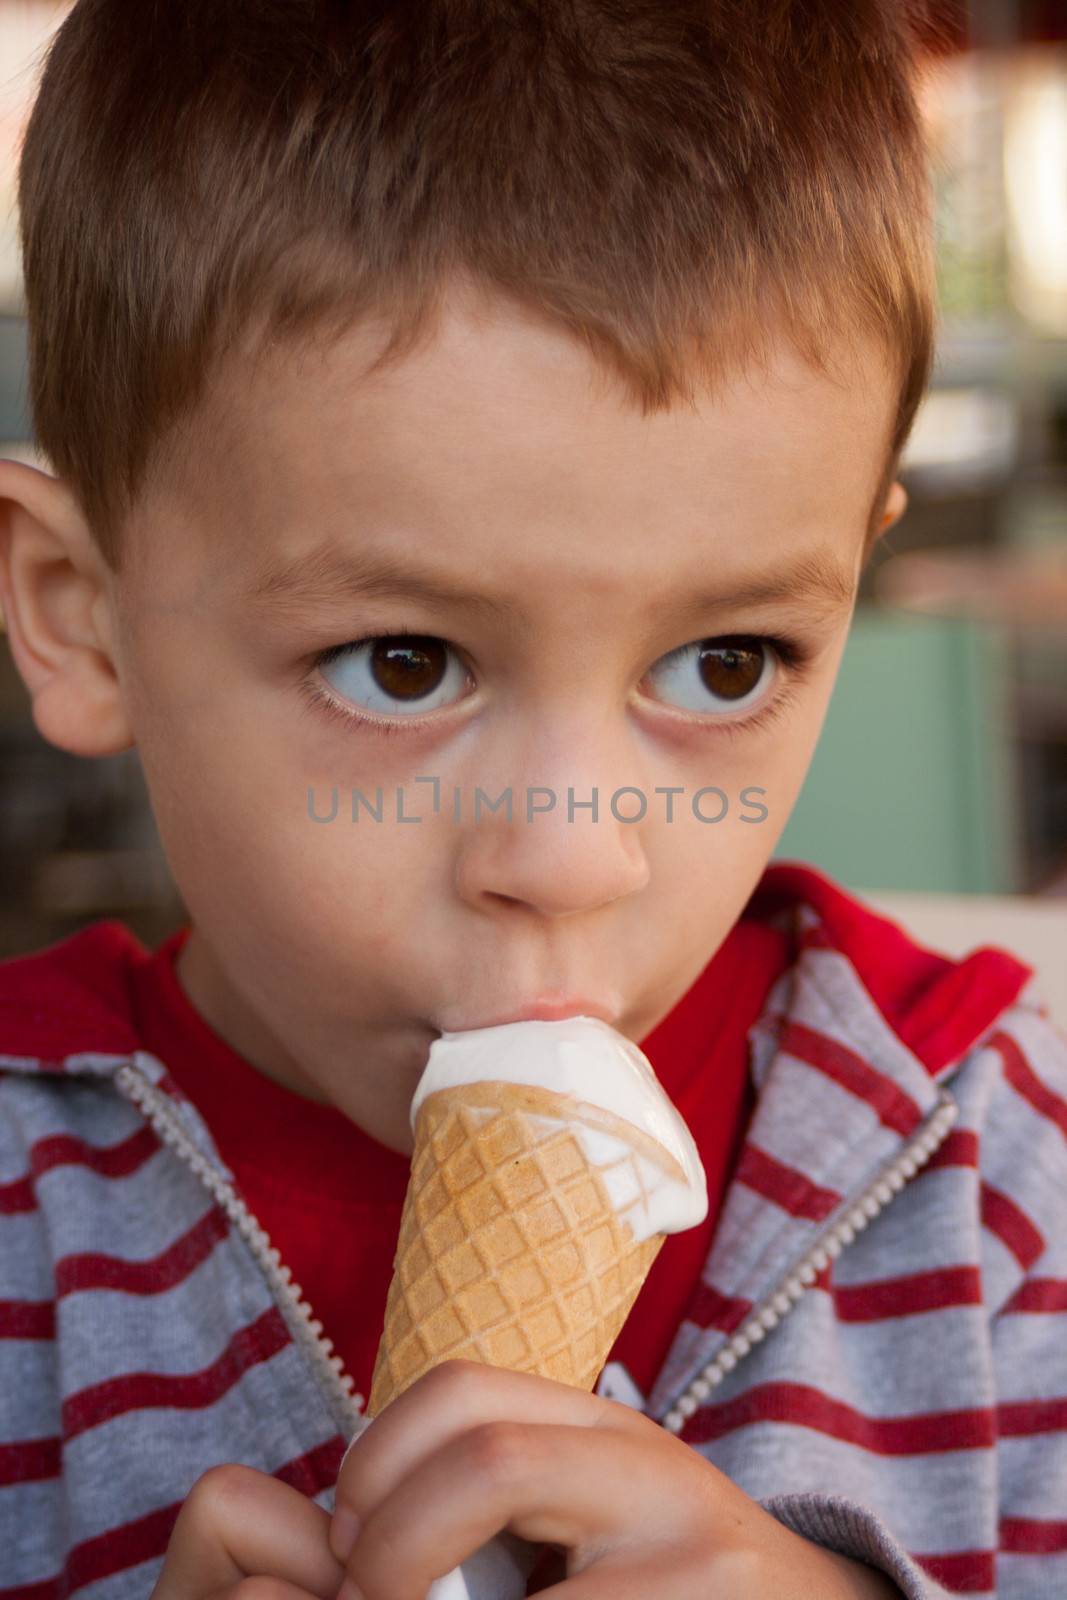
left=1004, top=47, right=1067, bottom=336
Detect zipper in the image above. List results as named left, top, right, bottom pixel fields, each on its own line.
left=113, top=1061, right=367, bottom=1434
left=658, top=1087, right=960, bottom=1433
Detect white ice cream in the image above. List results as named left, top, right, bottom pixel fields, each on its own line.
left=410, top=1015, right=708, bottom=1242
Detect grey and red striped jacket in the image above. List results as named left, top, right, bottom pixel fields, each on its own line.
left=2, top=863, right=1066, bottom=1599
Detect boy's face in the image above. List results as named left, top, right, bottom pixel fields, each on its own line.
left=0, top=281, right=904, bottom=1156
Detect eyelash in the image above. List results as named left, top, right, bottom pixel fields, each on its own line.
left=297, top=627, right=815, bottom=741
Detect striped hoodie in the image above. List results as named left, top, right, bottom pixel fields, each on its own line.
left=2, top=861, right=1066, bottom=1599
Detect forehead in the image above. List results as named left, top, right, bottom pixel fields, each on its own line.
left=142, top=282, right=896, bottom=587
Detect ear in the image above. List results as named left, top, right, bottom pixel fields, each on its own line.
left=879, top=478, right=908, bottom=534
left=0, top=458, right=135, bottom=756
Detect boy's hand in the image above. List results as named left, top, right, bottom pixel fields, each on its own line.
left=331, top=1360, right=903, bottom=1599
left=149, top=1462, right=347, bottom=1600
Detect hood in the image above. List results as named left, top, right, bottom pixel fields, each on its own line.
left=747, top=861, right=1036, bottom=1078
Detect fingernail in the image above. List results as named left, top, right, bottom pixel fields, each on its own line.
left=336, top=1580, right=363, bottom=1600
left=331, top=1507, right=361, bottom=1564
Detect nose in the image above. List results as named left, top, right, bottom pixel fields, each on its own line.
left=453, top=715, right=652, bottom=918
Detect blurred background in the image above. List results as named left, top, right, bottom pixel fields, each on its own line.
left=0, top=2, right=1064, bottom=1017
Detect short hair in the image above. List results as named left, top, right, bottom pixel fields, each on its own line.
left=18, top=0, right=956, bottom=572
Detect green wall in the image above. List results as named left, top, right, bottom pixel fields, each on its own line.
left=773, top=609, right=1020, bottom=893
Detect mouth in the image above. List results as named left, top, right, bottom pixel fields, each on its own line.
left=440, top=996, right=622, bottom=1032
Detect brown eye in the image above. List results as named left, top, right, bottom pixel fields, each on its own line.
left=644, top=635, right=776, bottom=716
left=318, top=634, right=472, bottom=716
left=697, top=638, right=766, bottom=701
left=370, top=636, right=448, bottom=701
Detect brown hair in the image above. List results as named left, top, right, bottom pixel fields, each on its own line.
left=17, top=0, right=957, bottom=572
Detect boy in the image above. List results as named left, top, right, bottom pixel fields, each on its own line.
left=1, top=1, right=1064, bottom=1597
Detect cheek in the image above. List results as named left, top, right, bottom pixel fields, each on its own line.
left=647, top=736, right=801, bottom=860
left=702, top=670, right=842, bottom=848
left=153, top=800, right=447, bottom=1017
left=296, top=811, right=444, bottom=929
left=657, top=811, right=762, bottom=914
left=171, top=783, right=443, bottom=930
left=640, top=744, right=808, bottom=947
left=246, top=816, right=455, bottom=1013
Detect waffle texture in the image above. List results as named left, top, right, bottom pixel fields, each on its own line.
left=367, top=1079, right=686, bottom=1415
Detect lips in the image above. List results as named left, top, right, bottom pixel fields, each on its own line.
left=444, top=997, right=621, bottom=1031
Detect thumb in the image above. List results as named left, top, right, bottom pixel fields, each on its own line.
left=150, top=1464, right=344, bottom=1600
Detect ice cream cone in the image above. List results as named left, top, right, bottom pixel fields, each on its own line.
left=360, top=1018, right=707, bottom=1600
left=367, top=1078, right=687, bottom=1416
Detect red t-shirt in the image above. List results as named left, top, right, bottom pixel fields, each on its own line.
left=127, top=917, right=791, bottom=1403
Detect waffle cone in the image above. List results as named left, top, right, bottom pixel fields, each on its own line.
left=367, top=1078, right=687, bottom=1416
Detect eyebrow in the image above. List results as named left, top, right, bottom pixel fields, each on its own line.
left=245, top=540, right=857, bottom=626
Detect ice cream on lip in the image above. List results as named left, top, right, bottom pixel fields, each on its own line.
left=410, top=1014, right=709, bottom=1242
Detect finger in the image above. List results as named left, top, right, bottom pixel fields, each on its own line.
left=149, top=1464, right=345, bottom=1600
left=347, top=1422, right=693, bottom=1600
left=332, top=1359, right=651, bottom=1559
left=529, top=1548, right=716, bottom=1600
left=205, top=1583, right=325, bottom=1600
